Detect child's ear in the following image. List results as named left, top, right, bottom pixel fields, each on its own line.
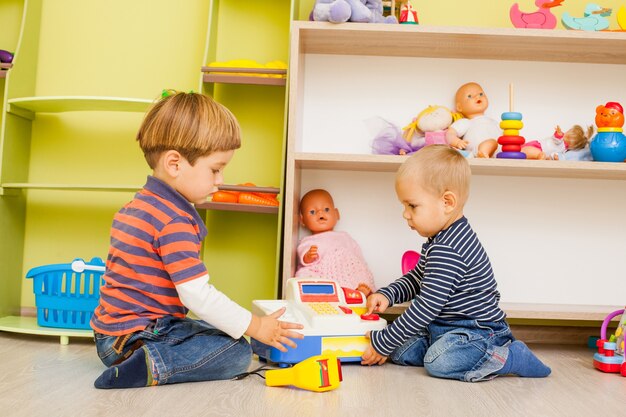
left=442, top=191, right=457, bottom=213
left=162, top=150, right=182, bottom=177
left=335, top=208, right=340, bottom=220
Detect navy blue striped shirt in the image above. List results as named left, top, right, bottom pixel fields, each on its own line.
left=370, top=217, right=506, bottom=356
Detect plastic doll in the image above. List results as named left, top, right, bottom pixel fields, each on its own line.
left=552, top=125, right=594, bottom=161
left=521, top=126, right=567, bottom=160
left=296, top=189, right=376, bottom=296
left=446, top=82, right=501, bottom=158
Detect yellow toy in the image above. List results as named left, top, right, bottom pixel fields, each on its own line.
left=265, top=354, right=343, bottom=392
left=618, top=6, right=626, bottom=30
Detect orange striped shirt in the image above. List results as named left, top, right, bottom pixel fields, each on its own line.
left=91, top=176, right=208, bottom=335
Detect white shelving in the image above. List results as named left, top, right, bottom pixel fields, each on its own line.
left=283, top=22, right=626, bottom=321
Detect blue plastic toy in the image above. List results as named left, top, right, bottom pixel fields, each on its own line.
left=27, top=257, right=106, bottom=330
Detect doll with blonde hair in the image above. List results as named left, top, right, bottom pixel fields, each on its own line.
left=403, top=105, right=462, bottom=146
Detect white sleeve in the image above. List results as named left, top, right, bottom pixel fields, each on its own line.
left=175, top=275, right=252, bottom=339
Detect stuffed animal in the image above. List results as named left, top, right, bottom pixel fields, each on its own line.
left=403, top=105, right=461, bottom=146
left=312, top=0, right=397, bottom=24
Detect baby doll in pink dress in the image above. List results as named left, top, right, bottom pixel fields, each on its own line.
left=295, top=189, right=376, bottom=296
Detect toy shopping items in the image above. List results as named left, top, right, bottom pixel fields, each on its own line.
left=593, top=308, right=626, bottom=376
left=251, top=278, right=386, bottom=365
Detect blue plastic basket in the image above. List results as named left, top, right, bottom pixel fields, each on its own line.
left=26, top=257, right=106, bottom=330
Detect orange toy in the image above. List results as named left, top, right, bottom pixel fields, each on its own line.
left=211, top=183, right=279, bottom=206
left=595, top=102, right=624, bottom=128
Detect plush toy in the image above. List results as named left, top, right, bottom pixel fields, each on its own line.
left=370, top=118, right=424, bottom=155
left=312, top=0, right=397, bottom=24
left=403, top=105, right=461, bottom=146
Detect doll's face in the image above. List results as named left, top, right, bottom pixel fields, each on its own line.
left=418, top=107, right=453, bottom=132
left=300, top=190, right=339, bottom=234
left=455, top=83, right=488, bottom=118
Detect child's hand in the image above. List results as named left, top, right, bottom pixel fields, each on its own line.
left=303, top=245, right=319, bottom=264
left=365, top=293, right=389, bottom=315
left=361, top=334, right=387, bottom=366
left=246, top=308, right=304, bottom=352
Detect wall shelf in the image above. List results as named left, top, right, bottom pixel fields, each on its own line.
left=196, top=184, right=281, bottom=214
left=7, top=96, right=153, bottom=116
left=1, top=183, right=141, bottom=192
left=0, top=316, right=93, bottom=345
left=296, top=21, right=626, bottom=64
left=0, top=63, right=12, bottom=78
left=295, top=152, right=626, bottom=180
left=196, top=201, right=278, bottom=214
left=201, top=66, right=287, bottom=86
left=385, top=302, right=624, bottom=322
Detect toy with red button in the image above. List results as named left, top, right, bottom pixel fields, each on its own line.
left=497, top=84, right=527, bottom=159
left=593, top=308, right=626, bottom=376
left=251, top=278, right=387, bottom=365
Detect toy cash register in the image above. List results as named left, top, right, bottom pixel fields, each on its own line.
left=251, top=278, right=386, bottom=364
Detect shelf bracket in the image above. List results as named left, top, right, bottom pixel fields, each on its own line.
left=7, top=104, right=35, bottom=121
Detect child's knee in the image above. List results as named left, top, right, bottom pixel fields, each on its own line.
left=423, top=332, right=472, bottom=377
left=230, top=337, right=253, bottom=374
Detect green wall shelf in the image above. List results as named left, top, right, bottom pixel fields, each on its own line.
left=7, top=96, right=153, bottom=118
left=201, top=66, right=287, bottom=86
left=0, top=316, right=93, bottom=345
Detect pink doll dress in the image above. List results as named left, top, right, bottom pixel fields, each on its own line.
left=295, top=230, right=376, bottom=291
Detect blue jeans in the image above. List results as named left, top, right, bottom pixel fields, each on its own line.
left=94, top=316, right=252, bottom=385
left=389, top=318, right=514, bottom=382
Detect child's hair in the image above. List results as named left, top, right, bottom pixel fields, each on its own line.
left=137, top=90, right=241, bottom=169
left=396, top=145, right=471, bottom=205
left=565, top=125, right=594, bottom=150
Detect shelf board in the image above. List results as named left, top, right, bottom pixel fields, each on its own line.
left=294, top=152, right=626, bottom=180
left=295, top=21, right=626, bottom=64
left=7, top=96, right=153, bottom=114
left=218, top=184, right=280, bottom=194
left=1, top=183, right=141, bottom=192
left=202, top=66, right=286, bottom=86
left=0, top=316, right=93, bottom=344
left=384, top=302, right=624, bottom=321
left=196, top=201, right=279, bottom=214
left=0, top=63, right=11, bottom=78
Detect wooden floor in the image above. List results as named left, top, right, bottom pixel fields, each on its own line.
left=0, top=332, right=624, bottom=417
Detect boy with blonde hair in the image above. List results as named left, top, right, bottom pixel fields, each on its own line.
left=362, top=145, right=551, bottom=381
left=91, top=91, right=303, bottom=388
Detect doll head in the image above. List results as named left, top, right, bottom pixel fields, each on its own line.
left=415, top=105, right=459, bottom=134
left=564, top=125, right=594, bottom=150
left=595, top=102, right=624, bottom=128
left=454, top=82, right=489, bottom=118
left=299, top=189, right=340, bottom=234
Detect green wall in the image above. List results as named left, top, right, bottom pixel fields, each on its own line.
left=10, top=0, right=288, bottom=311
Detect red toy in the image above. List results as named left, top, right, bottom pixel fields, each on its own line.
left=593, top=308, right=626, bottom=376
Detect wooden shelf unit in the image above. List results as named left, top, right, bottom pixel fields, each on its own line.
left=201, top=66, right=287, bottom=86
left=283, top=22, right=626, bottom=321
left=295, top=21, right=626, bottom=64
left=295, top=152, right=626, bottom=180
left=385, top=302, right=625, bottom=322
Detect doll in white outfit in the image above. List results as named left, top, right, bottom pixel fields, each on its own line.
left=295, top=189, right=376, bottom=296
left=446, top=82, right=500, bottom=158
